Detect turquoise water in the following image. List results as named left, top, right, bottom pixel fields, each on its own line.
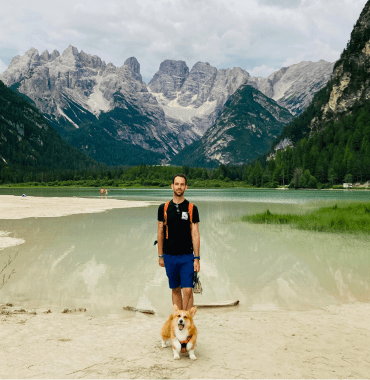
left=0, top=188, right=369, bottom=317
left=1, top=187, right=370, bottom=204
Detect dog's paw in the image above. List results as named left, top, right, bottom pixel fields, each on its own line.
left=189, top=349, right=197, bottom=360
left=161, top=339, right=167, bottom=348
left=173, top=353, right=180, bottom=360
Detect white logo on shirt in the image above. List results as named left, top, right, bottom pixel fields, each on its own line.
left=181, top=212, right=188, bottom=220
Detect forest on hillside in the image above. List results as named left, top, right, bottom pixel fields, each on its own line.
left=0, top=80, right=104, bottom=181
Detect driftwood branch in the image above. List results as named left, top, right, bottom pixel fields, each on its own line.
left=123, top=306, right=155, bottom=315
left=195, top=300, right=240, bottom=308
left=122, top=300, right=240, bottom=314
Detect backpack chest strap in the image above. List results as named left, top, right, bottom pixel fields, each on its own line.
left=163, top=201, right=194, bottom=239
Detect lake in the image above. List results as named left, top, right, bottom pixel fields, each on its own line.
left=1, top=188, right=370, bottom=317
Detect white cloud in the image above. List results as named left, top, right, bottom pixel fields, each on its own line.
left=247, top=65, right=280, bottom=78
left=0, top=59, right=8, bottom=74
left=0, top=0, right=367, bottom=81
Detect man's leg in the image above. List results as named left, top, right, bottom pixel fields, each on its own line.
left=172, top=287, right=183, bottom=310
left=182, top=288, right=193, bottom=310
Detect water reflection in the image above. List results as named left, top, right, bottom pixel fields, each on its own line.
left=0, top=201, right=369, bottom=317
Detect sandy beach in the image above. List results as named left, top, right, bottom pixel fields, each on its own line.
left=1, top=195, right=370, bottom=379
left=0, top=194, right=154, bottom=220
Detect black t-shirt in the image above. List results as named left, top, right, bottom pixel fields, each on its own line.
left=157, top=199, right=200, bottom=256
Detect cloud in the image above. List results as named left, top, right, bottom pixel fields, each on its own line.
left=247, top=64, right=280, bottom=78
left=259, top=0, right=302, bottom=8
left=0, top=59, right=7, bottom=74
left=282, top=39, right=340, bottom=67
left=0, top=0, right=367, bottom=81
left=0, top=59, right=8, bottom=74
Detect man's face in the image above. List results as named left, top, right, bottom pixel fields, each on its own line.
left=171, top=176, right=187, bottom=197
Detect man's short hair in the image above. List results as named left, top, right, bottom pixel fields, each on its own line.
left=172, top=173, right=187, bottom=185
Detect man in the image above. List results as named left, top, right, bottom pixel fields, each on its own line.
left=157, top=174, right=200, bottom=311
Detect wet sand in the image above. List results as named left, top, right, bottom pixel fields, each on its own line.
left=1, top=195, right=370, bottom=379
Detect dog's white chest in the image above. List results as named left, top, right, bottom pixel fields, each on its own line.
left=175, top=326, right=189, bottom=342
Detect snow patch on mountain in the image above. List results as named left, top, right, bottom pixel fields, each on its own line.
left=56, top=105, right=79, bottom=129
left=86, top=74, right=112, bottom=116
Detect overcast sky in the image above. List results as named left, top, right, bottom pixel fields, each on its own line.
left=0, top=0, right=367, bottom=83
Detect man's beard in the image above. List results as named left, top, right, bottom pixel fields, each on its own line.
left=174, top=188, right=184, bottom=197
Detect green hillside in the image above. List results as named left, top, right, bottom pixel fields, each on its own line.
left=0, top=80, right=105, bottom=183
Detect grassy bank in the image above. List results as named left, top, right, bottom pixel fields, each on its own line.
left=242, top=203, right=370, bottom=234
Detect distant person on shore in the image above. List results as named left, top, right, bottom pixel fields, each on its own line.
left=104, top=188, right=108, bottom=197
left=100, top=188, right=104, bottom=197
left=157, top=174, right=200, bottom=311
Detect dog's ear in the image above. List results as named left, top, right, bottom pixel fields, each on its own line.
left=173, top=304, right=179, bottom=314
left=189, top=306, right=197, bottom=317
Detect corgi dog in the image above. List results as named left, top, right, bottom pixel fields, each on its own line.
left=161, top=304, right=197, bottom=360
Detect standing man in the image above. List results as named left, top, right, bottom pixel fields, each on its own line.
left=157, top=174, right=200, bottom=311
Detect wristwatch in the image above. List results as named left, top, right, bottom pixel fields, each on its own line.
left=194, top=256, right=200, bottom=260
left=158, top=255, right=164, bottom=258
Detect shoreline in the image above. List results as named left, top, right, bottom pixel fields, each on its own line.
left=1, top=184, right=370, bottom=192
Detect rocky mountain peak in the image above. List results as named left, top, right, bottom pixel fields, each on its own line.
left=105, top=62, right=117, bottom=74
left=50, top=50, right=60, bottom=61
left=24, top=47, right=39, bottom=58
left=124, top=57, right=140, bottom=74
left=39, top=49, right=60, bottom=63
left=124, top=57, right=142, bottom=82
left=248, top=60, right=334, bottom=116
left=158, top=59, right=189, bottom=79
left=79, top=50, right=105, bottom=70
left=40, top=49, right=50, bottom=62
left=2, top=47, right=42, bottom=86
left=62, top=45, right=79, bottom=57
left=189, top=61, right=216, bottom=73
left=177, top=61, right=218, bottom=107
left=148, top=59, right=189, bottom=100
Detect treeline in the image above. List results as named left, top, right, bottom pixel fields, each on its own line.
left=0, top=165, right=247, bottom=188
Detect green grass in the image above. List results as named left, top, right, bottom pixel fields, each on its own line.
left=242, top=203, right=370, bottom=234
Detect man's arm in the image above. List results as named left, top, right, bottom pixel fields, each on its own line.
left=191, top=222, right=200, bottom=272
left=157, top=221, right=165, bottom=267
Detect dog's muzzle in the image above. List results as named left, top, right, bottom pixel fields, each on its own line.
left=178, top=319, right=185, bottom=330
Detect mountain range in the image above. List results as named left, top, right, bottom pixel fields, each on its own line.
left=0, top=46, right=334, bottom=166
left=171, top=84, right=293, bottom=167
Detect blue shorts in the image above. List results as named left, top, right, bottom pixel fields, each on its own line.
left=163, top=253, right=194, bottom=289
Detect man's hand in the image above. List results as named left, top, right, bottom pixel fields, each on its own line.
left=194, top=259, right=200, bottom=272
left=159, top=257, right=165, bottom=267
